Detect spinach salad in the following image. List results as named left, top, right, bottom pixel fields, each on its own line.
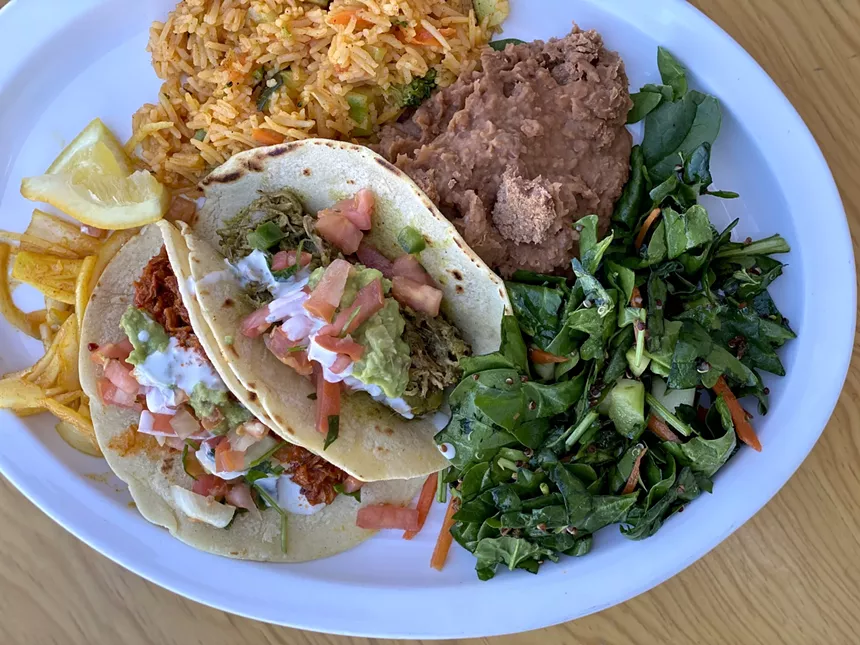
left=434, top=48, right=794, bottom=580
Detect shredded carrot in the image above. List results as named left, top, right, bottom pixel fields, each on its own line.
left=403, top=472, right=438, bottom=540
left=251, top=128, right=285, bottom=146
left=712, top=376, right=762, bottom=452
left=529, top=348, right=568, bottom=364
left=329, top=9, right=373, bottom=29
left=647, top=414, right=681, bottom=443
left=622, top=446, right=647, bottom=495
left=630, top=285, right=643, bottom=308
left=634, top=208, right=662, bottom=250
left=430, top=496, right=458, bottom=571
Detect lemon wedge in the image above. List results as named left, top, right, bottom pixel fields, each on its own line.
left=20, top=118, right=168, bottom=230
left=21, top=171, right=169, bottom=230
left=46, top=118, right=132, bottom=177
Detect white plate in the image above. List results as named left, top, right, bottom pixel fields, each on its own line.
left=0, top=0, right=853, bottom=638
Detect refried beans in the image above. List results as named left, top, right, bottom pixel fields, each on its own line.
left=378, top=26, right=633, bottom=277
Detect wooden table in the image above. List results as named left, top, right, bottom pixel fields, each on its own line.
left=1, top=1, right=858, bottom=643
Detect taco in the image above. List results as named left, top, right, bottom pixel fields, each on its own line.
left=182, top=140, right=510, bottom=482
left=79, top=222, right=422, bottom=562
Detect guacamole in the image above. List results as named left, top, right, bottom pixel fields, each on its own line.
left=189, top=384, right=253, bottom=434
left=121, top=307, right=170, bottom=365
left=351, top=299, right=411, bottom=399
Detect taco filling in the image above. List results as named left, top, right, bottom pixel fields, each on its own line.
left=88, top=247, right=359, bottom=532
left=218, top=188, right=470, bottom=431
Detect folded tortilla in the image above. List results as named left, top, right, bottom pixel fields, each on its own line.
left=79, top=223, right=422, bottom=562
left=183, top=139, right=511, bottom=482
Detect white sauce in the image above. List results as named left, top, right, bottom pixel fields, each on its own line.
left=254, top=476, right=325, bottom=516
left=438, top=442, right=457, bottom=460
left=277, top=477, right=326, bottom=515
left=185, top=276, right=197, bottom=296
left=137, top=330, right=150, bottom=342
left=133, top=337, right=226, bottom=411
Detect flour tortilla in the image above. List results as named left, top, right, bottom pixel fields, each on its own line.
left=185, top=140, right=511, bottom=481
left=79, top=223, right=422, bottom=562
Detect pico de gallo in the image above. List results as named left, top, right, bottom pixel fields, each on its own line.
left=217, top=188, right=470, bottom=448
left=89, top=247, right=361, bottom=545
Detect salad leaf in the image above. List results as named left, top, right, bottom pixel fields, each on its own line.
left=657, top=47, right=688, bottom=100
left=474, top=537, right=554, bottom=580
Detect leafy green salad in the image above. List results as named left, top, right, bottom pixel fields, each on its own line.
left=434, top=48, right=795, bottom=580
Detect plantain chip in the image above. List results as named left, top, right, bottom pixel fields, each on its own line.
left=0, top=377, right=47, bottom=410
left=55, top=420, right=102, bottom=457
left=24, top=209, right=101, bottom=257
left=11, top=251, right=82, bottom=304
left=0, top=243, right=40, bottom=339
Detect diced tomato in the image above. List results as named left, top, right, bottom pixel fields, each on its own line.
left=356, top=504, right=420, bottom=531
left=356, top=241, right=394, bottom=277
left=90, top=340, right=134, bottom=367
left=105, top=359, right=139, bottom=394
left=271, top=249, right=313, bottom=271
left=152, top=412, right=175, bottom=432
left=265, top=327, right=314, bottom=376
left=329, top=189, right=374, bottom=231
left=238, top=419, right=268, bottom=439
left=163, top=436, right=186, bottom=451
left=97, top=377, right=141, bottom=410
left=192, top=474, right=229, bottom=500
left=166, top=196, right=197, bottom=225
left=169, top=408, right=201, bottom=439
left=392, top=254, right=436, bottom=288
left=225, top=482, right=258, bottom=513
left=330, top=354, right=352, bottom=374
left=215, top=438, right=245, bottom=472
left=200, top=407, right=224, bottom=431
left=315, top=363, right=342, bottom=435
left=391, top=276, right=442, bottom=317
left=342, top=475, right=364, bottom=494
left=240, top=305, right=273, bottom=338
left=303, top=259, right=352, bottom=322
left=320, top=279, right=384, bottom=336
left=315, top=335, right=365, bottom=361
left=316, top=213, right=363, bottom=255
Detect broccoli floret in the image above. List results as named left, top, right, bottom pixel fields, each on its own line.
left=392, top=69, right=438, bottom=108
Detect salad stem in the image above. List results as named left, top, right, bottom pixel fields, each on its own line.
left=564, top=411, right=599, bottom=450
left=645, top=393, right=693, bottom=437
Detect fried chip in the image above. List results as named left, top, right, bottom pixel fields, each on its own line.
left=0, top=377, right=47, bottom=410
left=45, top=396, right=103, bottom=458
left=13, top=390, right=81, bottom=417
left=11, top=251, right=82, bottom=305
left=25, top=209, right=101, bottom=257
left=0, top=243, right=42, bottom=339
left=0, top=231, right=81, bottom=259
left=55, top=420, right=103, bottom=457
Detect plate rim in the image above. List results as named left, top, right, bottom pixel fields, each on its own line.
left=0, top=0, right=854, bottom=638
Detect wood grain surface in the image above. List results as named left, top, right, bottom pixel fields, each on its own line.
left=1, top=1, right=858, bottom=644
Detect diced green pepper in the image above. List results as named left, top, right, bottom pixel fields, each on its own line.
left=346, top=92, right=371, bottom=134
left=246, top=221, right=285, bottom=251
left=397, top=225, right=426, bottom=254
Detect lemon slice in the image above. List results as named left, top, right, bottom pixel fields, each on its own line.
left=21, top=170, right=169, bottom=230
left=47, top=118, right=132, bottom=178
left=21, top=118, right=168, bottom=229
